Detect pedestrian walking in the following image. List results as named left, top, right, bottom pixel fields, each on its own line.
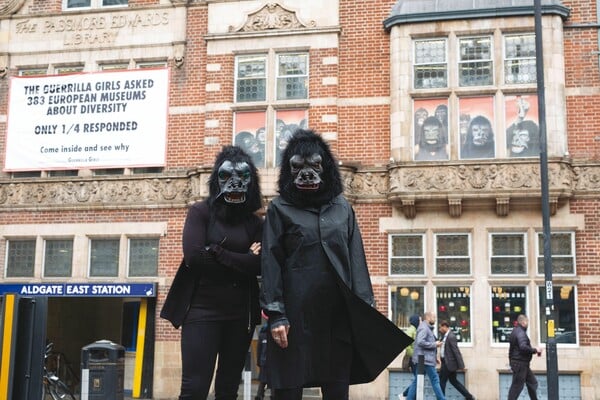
left=405, top=311, right=446, bottom=400
left=507, top=314, right=543, bottom=400
left=438, top=321, right=475, bottom=400
left=401, top=314, right=420, bottom=398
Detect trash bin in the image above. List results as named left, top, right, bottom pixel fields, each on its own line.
left=81, top=339, right=125, bottom=400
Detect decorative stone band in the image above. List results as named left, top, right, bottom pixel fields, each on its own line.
left=0, top=159, right=596, bottom=218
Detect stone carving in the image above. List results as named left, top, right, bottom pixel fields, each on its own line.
left=0, top=160, right=596, bottom=216
left=230, top=2, right=316, bottom=33
left=0, top=0, right=26, bottom=16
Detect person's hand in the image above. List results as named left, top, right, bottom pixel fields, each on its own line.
left=271, top=324, right=290, bottom=349
left=250, top=242, right=261, bottom=255
left=536, top=347, right=543, bottom=357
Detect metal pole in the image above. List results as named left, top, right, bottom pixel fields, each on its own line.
left=533, top=0, right=559, bottom=398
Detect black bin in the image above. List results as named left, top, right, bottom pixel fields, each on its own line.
left=81, top=340, right=125, bottom=400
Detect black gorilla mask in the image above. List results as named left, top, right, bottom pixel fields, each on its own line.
left=279, top=129, right=342, bottom=208
left=209, top=146, right=262, bottom=222
left=217, top=160, right=251, bottom=203
left=290, top=153, right=323, bottom=191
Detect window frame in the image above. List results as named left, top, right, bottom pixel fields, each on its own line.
left=489, top=232, right=528, bottom=275
left=413, top=38, right=448, bottom=89
left=436, top=285, right=473, bottom=344
left=457, top=35, right=494, bottom=87
left=127, top=237, right=159, bottom=277
left=63, top=0, right=127, bottom=10
left=503, top=33, right=537, bottom=85
left=233, top=51, right=309, bottom=168
left=388, top=233, right=426, bottom=276
left=42, top=238, right=74, bottom=278
left=389, top=285, right=426, bottom=329
left=537, top=284, right=578, bottom=346
left=536, top=231, right=576, bottom=276
left=88, top=238, right=120, bottom=278
left=5, top=239, right=36, bottom=278
left=490, top=285, right=528, bottom=345
left=434, top=232, right=472, bottom=275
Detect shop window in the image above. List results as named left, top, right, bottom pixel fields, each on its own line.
left=128, top=238, right=159, bottom=277
left=504, top=34, right=536, bottom=84
left=43, top=239, right=73, bottom=277
left=491, top=286, right=527, bottom=343
left=538, top=285, right=577, bottom=345
left=234, top=52, right=308, bottom=168
left=537, top=232, right=575, bottom=275
left=389, top=234, right=425, bottom=275
left=6, top=239, right=36, bottom=277
left=458, top=36, right=493, bottom=87
left=436, top=287, right=472, bottom=343
left=490, top=233, right=527, bottom=274
left=413, top=38, right=447, bottom=89
left=89, top=239, right=119, bottom=277
left=390, top=286, right=424, bottom=328
left=434, top=233, right=471, bottom=275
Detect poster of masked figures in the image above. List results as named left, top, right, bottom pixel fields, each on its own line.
left=505, top=95, right=540, bottom=158
left=413, top=99, right=449, bottom=161
left=459, top=96, right=495, bottom=159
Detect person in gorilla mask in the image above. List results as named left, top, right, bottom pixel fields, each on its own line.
left=161, top=146, right=263, bottom=400
left=260, top=129, right=411, bottom=400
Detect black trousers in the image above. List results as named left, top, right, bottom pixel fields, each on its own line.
left=179, top=319, right=253, bottom=400
left=439, top=359, right=474, bottom=399
left=273, top=383, right=349, bottom=400
left=508, top=359, right=538, bottom=400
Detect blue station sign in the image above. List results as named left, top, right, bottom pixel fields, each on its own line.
left=0, top=282, right=156, bottom=297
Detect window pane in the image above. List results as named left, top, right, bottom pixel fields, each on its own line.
left=491, top=234, right=526, bottom=274
left=505, top=95, right=541, bottom=158
left=234, top=111, right=266, bottom=168
left=491, top=286, right=527, bottom=343
left=128, top=238, right=159, bottom=277
left=236, top=56, right=266, bottom=102
left=390, top=286, right=424, bottom=328
left=539, top=286, right=577, bottom=344
left=6, top=240, right=36, bottom=277
left=19, top=69, right=47, bottom=76
left=458, top=96, right=496, bottom=159
left=56, top=66, right=84, bottom=75
left=67, top=0, right=90, bottom=7
left=103, top=0, right=127, bottom=5
left=537, top=232, right=575, bottom=274
left=436, top=234, right=470, bottom=275
left=276, top=54, right=308, bottom=100
left=504, top=34, right=536, bottom=84
left=459, top=37, right=492, bottom=86
left=390, top=235, right=424, bottom=275
left=275, top=110, right=307, bottom=166
left=90, top=239, right=119, bottom=277
left=437, top=286, right=471, bottom=342
left=44, top=240, right=73, bottom=277
left=414, top=39, right=447, bottom=89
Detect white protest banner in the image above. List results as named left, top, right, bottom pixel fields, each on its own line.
left=4, top=68, right=169, bottom=171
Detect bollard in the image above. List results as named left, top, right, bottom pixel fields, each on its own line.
left=416, top=354, right=425, bottom=400
left=242, top=348, right=252, bottom=400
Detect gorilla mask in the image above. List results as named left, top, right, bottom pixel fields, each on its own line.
left=290, top=153, right=323, bottom=191
left=217, top=160, right=251, bottom=203
left=279, top=129, right=342, bottom=208
left=209, top=146, right=262, bottom=221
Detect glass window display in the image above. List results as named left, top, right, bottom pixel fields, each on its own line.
left=436, top=287, right=472, bottom=343
left=491, top=286, right=527, bottom=343
left=391, top=286, right=424, bottom=328
left=538, top=285, right=577, bottom=344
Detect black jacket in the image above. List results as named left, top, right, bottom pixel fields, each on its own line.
left=160, top=201, right=263, bottom=328
left=509, top=324, right=537, bottom=362
left=442, top=331, right=465, bottom=372
left=260, top=194, right=411, bottom=388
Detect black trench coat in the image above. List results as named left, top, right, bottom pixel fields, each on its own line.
left=260, top=194, right=412, bottom=388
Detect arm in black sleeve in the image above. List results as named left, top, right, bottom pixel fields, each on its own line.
left=182, top=202, right=221, bottom=277
left=208, top=217, right=262, bottom=277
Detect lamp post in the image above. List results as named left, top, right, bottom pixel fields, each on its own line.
left=533, top=0, right=559, bottom=398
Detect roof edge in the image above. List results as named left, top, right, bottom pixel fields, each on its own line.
left=383, top=5, right=571, bottom=31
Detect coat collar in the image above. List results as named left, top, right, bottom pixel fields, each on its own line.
left=277, top=193, right=344, bottom=212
